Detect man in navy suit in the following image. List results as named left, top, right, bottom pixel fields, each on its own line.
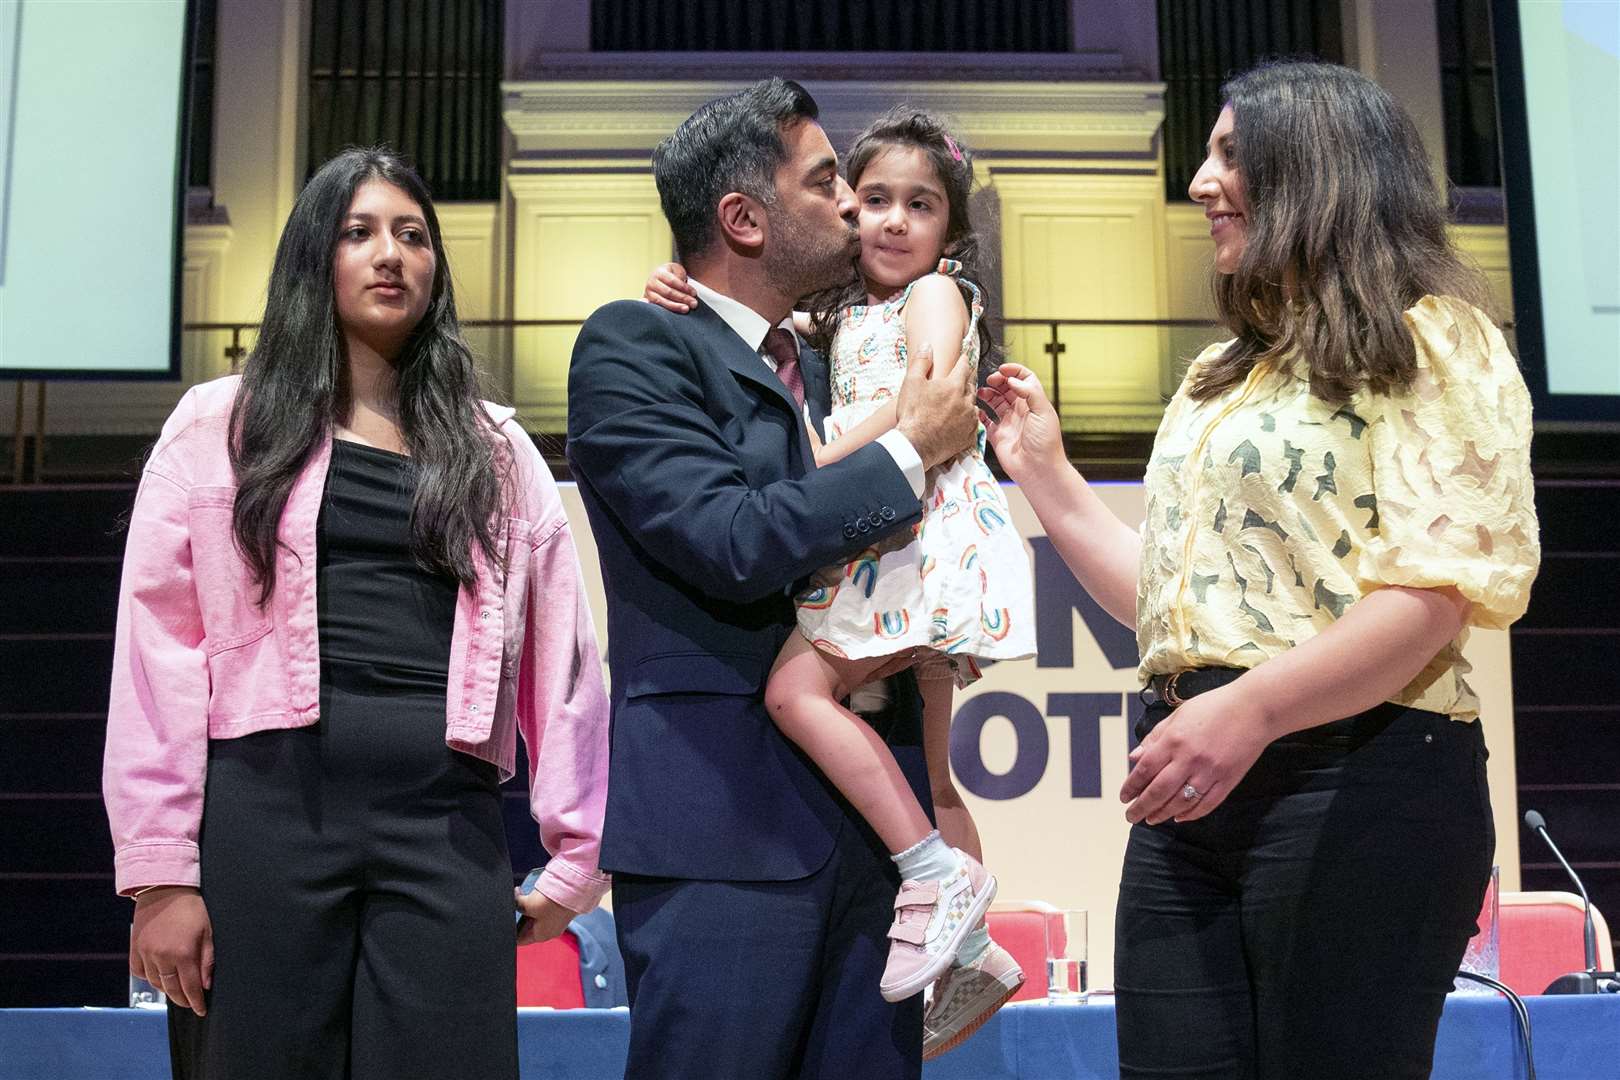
left=566, top=79, right=980, bottom=1079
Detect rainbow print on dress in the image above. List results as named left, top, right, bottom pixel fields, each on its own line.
left=974, top=502, right=1007, bottom=535
left=798, top=585, right=838, bottom=610
left=874, top=610, right=912, bottom=639
left=847, top=550, right=880, bottom=598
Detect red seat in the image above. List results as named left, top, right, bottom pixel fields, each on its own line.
left=986, top=901, right=1072, bottom=1001
left=515, top=930, right=587, bottom=1009
left=1495, top=890, right=1614, bottom=996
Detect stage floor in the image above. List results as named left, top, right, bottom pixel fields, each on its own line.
left=2, top=994, right=1615, bottom=1078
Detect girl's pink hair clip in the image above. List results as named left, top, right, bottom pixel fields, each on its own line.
left=944, top=135, right=964, bottom=163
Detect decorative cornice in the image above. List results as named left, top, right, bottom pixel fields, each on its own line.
left=184, top=223, right=234, bottom=257
left=514, top=49, right=1143, bottom=83
left=503, top=76, right=1165, bottom=159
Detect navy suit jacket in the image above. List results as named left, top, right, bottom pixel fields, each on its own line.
left=566, top=298, right=928, bottom=881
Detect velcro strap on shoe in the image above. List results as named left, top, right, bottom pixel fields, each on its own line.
left=888, top=914, right=929, bottom=946
left=893, top=881, right=939, bottom=909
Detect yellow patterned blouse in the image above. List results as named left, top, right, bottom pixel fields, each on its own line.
left=1137, top=296, right=1540, bottom=720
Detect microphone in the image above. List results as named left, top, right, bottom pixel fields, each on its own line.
left=1523, top=809, right=1614, bottom=993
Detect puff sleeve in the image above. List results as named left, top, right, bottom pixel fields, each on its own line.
left=1354, top=296, right=1540, bottom=629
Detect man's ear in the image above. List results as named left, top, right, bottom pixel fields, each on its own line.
left=716, top=192, right=766, bottom=252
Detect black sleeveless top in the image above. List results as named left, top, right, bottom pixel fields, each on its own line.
left=316, top=439, right=458, bottom=700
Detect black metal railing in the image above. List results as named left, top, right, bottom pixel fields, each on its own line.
left=174, top=312, right=1516, bottom=438
left=181, top=315, right=1231, bottom=407
left=4, top=314, right=1519, bottom=483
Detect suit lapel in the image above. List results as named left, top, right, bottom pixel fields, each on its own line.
left=691, top=302, right=799, bottom=415
left=690, top=301, right=814, bottom=471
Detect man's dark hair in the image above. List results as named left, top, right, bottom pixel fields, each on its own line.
left=652, top=78, right=819, bottom=260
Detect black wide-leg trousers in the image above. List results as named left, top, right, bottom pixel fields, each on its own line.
left=168, top=686, right=518, bottom=1080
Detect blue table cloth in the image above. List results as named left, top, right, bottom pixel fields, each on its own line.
left=3, top=995, right=1616, bottom=1078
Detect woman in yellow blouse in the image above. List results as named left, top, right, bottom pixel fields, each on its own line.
left=981, top=62, right=1538, bottom=1078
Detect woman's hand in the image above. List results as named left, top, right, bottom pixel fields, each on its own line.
left=978, top=363, right=1067, bottom=484
left=515, top=888, right=577, bottom=945
left=130, top=886, right=213, bottom=1016
left=643, top=262, right=696, bottom=312
left=1120, top=685, right=1272, bottom=825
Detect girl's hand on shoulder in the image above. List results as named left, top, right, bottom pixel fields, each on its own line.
left=979, top=364, right=1067, bottom=483
left=1119, top=684, right=1271, bottom=826
left=643, top=262, right=696, bottom=312
left=130, top=886, right=213, bottom=1017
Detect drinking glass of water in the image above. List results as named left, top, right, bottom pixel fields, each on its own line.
left=1044, top=909, right=1088, bottom=1001
left=1453, top=866, right=1500, bottom=994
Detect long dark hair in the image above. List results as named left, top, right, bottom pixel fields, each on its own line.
left=229, top=147, right=506, bottom=604
left=1194, top=61, right=1493, bottom=403
left=803, top=108, right=1000, bottom=379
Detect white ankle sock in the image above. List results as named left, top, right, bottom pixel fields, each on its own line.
left=892, top=830, right=961, bottom=882
left=955, top=923, right=992, bottom=966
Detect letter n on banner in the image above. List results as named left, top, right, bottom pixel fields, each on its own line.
left=1031, top=537, right=1137, bottom=670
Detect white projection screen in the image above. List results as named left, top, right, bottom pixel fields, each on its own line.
left=0, top=0, right=193, bottom=380
left=1495, top=1, right=1620, bottom=423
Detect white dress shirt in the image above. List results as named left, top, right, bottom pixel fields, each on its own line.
left=685, top=277, right=926, bottom=498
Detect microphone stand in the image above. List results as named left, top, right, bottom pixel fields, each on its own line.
left=1524, top=810, right=1619, bottom=994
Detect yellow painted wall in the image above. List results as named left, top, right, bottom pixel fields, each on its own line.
left=507, top=172, right=672, bottom=427
left=992, top=167, right=1171, bottom=431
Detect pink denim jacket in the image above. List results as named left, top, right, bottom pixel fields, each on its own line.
left=102, top=375, right=611, bottom=912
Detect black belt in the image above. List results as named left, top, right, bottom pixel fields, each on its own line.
left=1138, top=666, right=1247, bottom=709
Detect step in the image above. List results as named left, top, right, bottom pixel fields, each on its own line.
left=0, top=716, right=107, bottom=794
left=0, top=559, right=122, bottom=635
left=1510, top=632, right=1620, bottom=708
left=1513, top=788, right=1620, bottom=865
left=0, top=797, right=113, bottom=875
left=1513, top=708, right=1620, bottom=787
left=0, top=486, right=135, bottom=559
left=1520, top=554, right=1620, bottom=631
left=1533, top=481, right=1620, bottom=555
left=0, top=638, right=115, bottom=716
left=0, top=879, right=129, bottom=955
left=0, top=958, right=126, bottom=1008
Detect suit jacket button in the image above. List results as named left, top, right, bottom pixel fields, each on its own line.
left=843, top=523, right=858, bottom=539
left=867, top=511, right=883, bottom=528
left=881, top=506, right=896, bottom=522
left=857, top=519, right=871, bottom=534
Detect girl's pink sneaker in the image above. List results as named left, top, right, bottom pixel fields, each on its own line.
left=879, top=850, right=998, bottom=1002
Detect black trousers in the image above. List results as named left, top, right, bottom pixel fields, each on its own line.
left=1114, top=699, right=1494, bottom=1080
left=167, top=684, right=518, bottom=1080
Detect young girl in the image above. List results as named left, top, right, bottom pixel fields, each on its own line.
left=646, top=108, right=1034, bottom=1055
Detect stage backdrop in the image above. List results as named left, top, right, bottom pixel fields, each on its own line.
left=556, top=481, right=1521, bottom=989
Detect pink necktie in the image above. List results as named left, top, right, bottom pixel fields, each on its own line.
left=762, top=327, right=805, bottom=409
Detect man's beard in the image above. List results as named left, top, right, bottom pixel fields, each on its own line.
left=762, top=203, right=860, bottom=299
